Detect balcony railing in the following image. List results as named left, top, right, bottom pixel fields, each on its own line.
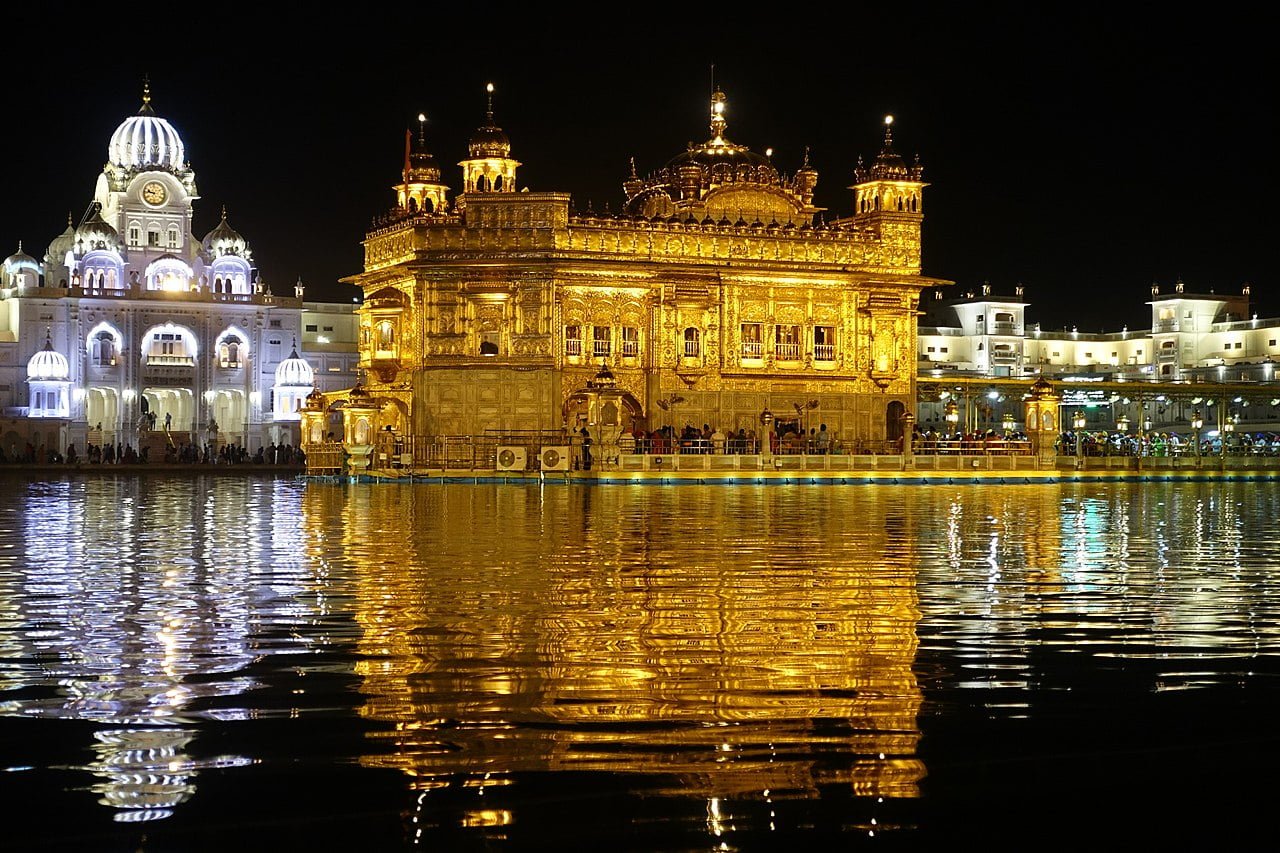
left=742, top=341, right=763, bottom=359
left=775, top=342, right=801, bottom=361
left=621, top=339, right=639, bottom=357
left=565, top=339, right=583, bottom=357
left=592, top=340, right=611, bottom=358
left=814, top=343, right=835, bottom=362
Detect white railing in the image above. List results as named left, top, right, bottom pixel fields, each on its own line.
left=775, top=342, right=801, bottom=361
left=565, top=339, right=582, bottom=356
left=742, top=341, right=763, bottom=359
left=814, top=343, right=835, bottom=362
left=593, top=340, right=611, bottom=358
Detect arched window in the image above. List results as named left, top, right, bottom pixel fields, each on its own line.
left=494, top=175, right=504, bottom=191
left=93, top=331, right=116, bottom=366
left=377, top=321, right=396, bottom=352
left=219, top=336, right=242, bottom=368
left=683, top=327, right=700, bottom=358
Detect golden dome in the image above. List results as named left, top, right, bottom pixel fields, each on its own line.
left=622, top=88, right=819, bottom=223
left=468, top=84, right=511, bottom=158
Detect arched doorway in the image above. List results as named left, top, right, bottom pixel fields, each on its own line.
left=886, top=400, right=907, bottom=442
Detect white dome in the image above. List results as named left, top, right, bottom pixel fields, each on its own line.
left=274, top=347, right=314, bottom=386
left=4, top=242, right=40, bottom=275
left=28, top=337, right=70, bottom=380
left=108, top=86, right=186, bottom=170
left=75, top=210, right=124, bottom=253
left=202, top=210, right=250, bottom=259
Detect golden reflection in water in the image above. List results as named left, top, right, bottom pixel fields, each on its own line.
left=302, top=484, right=926, bottom=809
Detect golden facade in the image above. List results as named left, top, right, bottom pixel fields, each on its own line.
left=343, top=89, right=948, bottom=446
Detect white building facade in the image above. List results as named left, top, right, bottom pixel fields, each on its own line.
left=918, top=280, right=1275, bottom=382
left=0, top=83, right=358, bottom=459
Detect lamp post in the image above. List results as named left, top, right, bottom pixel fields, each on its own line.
left=1191, top=408, right=1203, bottom=466
left=1223, top=412, right=1236, bottom=461
left=1116, top=414, right=1130, bottom=464
left=944, top=399, right=959, bottom=436
left=1072, top=410, right=1086, bottom=463
left=1001, top=412, right=1015, bottom=437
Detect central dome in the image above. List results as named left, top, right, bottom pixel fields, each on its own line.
left=108, top=82, right=186, bottom=171
left=622, top=89, right=818, bottom=223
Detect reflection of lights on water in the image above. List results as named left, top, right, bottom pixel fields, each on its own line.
left=7, top=479, right=313, bottom=823
left=460, top=809, right=512, bottom=828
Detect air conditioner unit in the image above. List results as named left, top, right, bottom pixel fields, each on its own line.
left=539, top=445, right=571, bottom=472
left=496, top=445, right=527, bottom=472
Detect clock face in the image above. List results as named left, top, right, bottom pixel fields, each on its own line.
left=141, top=181, right=167, bottom=206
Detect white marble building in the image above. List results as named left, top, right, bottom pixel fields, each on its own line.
left=0, top=83, right=358, bottom=459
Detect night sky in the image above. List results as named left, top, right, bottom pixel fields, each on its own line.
left=4, top=11, right=1271, bottom=333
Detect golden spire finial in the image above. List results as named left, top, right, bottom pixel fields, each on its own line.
left=629, top=156, right=637, bottom=177
left=485, top=83, right=495, bottom=125
left=709, top=88, right=727, bottom=142
left=66, top=211, right=73, bottom=227
left=140, top=75, right=153, bottom=114
left=417, top=112, right=427, bottom=145
left=221, top=204, right=227, bottom=220
left=803, top=145, right=811, bottom=168
left=883, top=114, right=895, bottom=148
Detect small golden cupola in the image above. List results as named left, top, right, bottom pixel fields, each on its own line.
left=458, top=84, right=521, bottom=197
left=851, top=115, right=926, bottom=218
left=622, top=87, right=822, bottom=225
left=398, top=113, right=450, bottom=215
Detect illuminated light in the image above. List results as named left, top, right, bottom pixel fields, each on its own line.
left=418, top=113, right=426, bottom=123
left=987, top=390, right=999, bottom=400
left=486, top=83, right=494, bottom=94
left=765, top=147, right=773, bottom=157
left=316, top=335, right=330, bottom=343
left=884, top=114, right=894, bottom=126
left=122, top=389, right=136, bottom=401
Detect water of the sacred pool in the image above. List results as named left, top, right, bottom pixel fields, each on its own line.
left=2, top=476, right=1278, bottom=849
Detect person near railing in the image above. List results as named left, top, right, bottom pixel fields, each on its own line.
left=815, top=424, right=830, bottom=454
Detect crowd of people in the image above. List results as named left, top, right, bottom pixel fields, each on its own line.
left=1057, top=430, right=1280, bottom=457
left=617, top=423, right=838, bottom=455
left=1, top=439, right=306, bottom=467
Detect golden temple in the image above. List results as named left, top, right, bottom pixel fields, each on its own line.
left=338, top=85, right=948, bottom=448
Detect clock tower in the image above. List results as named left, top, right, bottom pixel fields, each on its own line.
left=94, top=80, right=200, bottom=265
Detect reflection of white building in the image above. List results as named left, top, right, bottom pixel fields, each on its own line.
left=0, top=82, right=357, bottom=456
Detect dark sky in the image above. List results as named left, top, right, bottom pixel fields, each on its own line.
left=4, top=10, right=1272, bottom=332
